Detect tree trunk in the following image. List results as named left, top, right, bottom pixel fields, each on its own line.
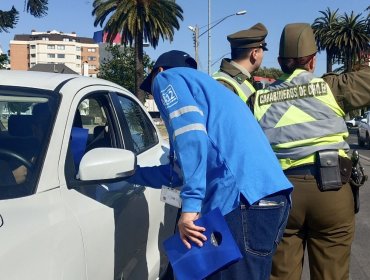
left=346, top=50, right=353, bottom=72
left=326, top=50, right=333, bottom=73
left=135, top=30, right=145, bottom=104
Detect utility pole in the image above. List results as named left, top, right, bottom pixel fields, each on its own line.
left=191, top=25, right=199, bottom=64
left=208, top=0, right=211, bottom=74
left=188, top=9, right=246, bottom=71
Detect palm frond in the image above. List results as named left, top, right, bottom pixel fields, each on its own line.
left=92, top=0, right=183, bottom=47
left=26, top=0, right=48, bottom=17
left=0, top=6, right=19, bottom=33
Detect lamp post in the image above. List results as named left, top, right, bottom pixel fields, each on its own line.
left=189, top=9, right=246, bottom=73
left=208, top=0, right=211, bottom=75
left=188, top=25, right=200, bottom=64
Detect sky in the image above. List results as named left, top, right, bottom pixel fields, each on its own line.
left=0, top=0, right=369, bottom=76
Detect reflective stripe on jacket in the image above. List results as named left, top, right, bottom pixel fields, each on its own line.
left=152, top=67, right=292, bottom=215
left=213, top=71, right=255, bottom=103
left=254, top=69, right=349, bottom=170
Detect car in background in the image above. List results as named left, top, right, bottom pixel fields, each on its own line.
left=0, top=70, right=177, bottom=280
left=357, top=112, right=370, bottom=148
left=346, top=116, right=363, bottom=128
left=362, top=111, right=370, bottom=121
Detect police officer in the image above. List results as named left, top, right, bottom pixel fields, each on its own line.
left=213, top=23, right=268, bottom=111
left=253, top=23, right=370, bottom=280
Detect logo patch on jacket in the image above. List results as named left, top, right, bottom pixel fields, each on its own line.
left=161, top=85, right=178, bottom=108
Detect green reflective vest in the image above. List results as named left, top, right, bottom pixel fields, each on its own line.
left=213, top=71, right=255, bottom=103
left=254, top=69, right=349, bottom=170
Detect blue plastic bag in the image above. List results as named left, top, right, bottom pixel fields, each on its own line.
left=163, top=208, right=242, bottom=280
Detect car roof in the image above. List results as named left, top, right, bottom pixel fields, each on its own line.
left=0, top=70, right=123, bottom=94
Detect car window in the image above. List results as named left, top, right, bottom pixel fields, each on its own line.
left=0, top=93, right=57, bottom=200
left=66, top=94, right=117, bottom=175
left=116, top=95, right=158, bottom=154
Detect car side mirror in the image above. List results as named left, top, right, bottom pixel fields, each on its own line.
left=361, top=118, right=368, bottom=123
left=78, top=148, right=136, bottom=181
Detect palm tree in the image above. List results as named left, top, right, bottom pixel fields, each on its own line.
left=92, top=0, right=184, bottom=103
left=312, top=8, right=339, bottom=73
left=0, top=0, right=48, bottom=32
left=328, top=11, right=369, bottom=72
left=25, top=0, right=48, bottom=17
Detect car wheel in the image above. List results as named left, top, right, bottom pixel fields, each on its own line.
left=358, top=131, right=365, bottom=147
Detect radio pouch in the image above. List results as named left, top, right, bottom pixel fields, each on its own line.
left=316, top=150, right=342, bottom=191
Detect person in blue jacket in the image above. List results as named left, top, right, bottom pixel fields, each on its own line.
left=136, top=50, right=293, bottom=280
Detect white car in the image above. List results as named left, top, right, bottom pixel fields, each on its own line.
left=346, top=116, right=363, bottom=128
left=0, top=70, right=177, bottom=280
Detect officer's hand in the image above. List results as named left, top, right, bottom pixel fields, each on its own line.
left=178, top=212, right=207, bottom=249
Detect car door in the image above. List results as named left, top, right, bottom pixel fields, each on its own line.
left=59, top=83, right=177, bottom=280
left=111, top=91, right=178, bottom=280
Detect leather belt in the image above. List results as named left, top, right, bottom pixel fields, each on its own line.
left=284, top=165, right=317, bottom=176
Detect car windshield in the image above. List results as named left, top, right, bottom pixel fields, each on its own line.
left=0, top=91, right=57, bottom=200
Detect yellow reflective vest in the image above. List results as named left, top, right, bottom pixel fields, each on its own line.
left=213, top=71, right=255, bottom=103
left=254, top=69, right=349, bottom=170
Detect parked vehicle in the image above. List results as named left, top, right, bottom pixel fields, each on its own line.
left=357, top=112, right=370, bottom=148
left=0, top=70, right=177, bottom=280
left=346, top=116, right=363, bottom=128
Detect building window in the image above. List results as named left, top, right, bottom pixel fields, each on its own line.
left=87, top=48, right=96, bottom=52
left=30, top=45, right=36, bottom=49
left=88, top=56, right=96, bottom=61
left=76, top=46, right=81, bottom=51
left=57, top=45, right=65, bottom=50
left=76, top=64, right=81, bottom=68
left=88, top=65, right=96, bottom=70
left=30, top=63, right=35, bottom=67
left=76, top=55, right=81, bottom=59
left=42, top=37, right=49, bottom=41
left=57, top=54, right=65, bottom=58
left=47, top=45, right=55, bottom=49
left=31, top=54, right=36, bottom=58
left=47, top=54, right=56, bottom=58
left=63, top=38, right=69, bottom=42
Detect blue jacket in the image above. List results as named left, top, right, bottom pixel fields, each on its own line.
left=138, top=67, right=292, bottom=216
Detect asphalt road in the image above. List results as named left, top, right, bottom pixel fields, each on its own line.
left=301, top=128, right=370, bottom=279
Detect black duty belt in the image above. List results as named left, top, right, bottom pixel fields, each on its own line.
left=284, top=165, right=317, bottom=176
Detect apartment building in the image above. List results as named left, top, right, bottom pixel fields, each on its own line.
left=10, top=30, right=99, bottom=76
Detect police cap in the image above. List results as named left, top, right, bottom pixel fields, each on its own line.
left=279, top=23, right=317, bottom=58
left=227, top=23, right=268, bottom=50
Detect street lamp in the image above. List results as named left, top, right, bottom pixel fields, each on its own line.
left=188, top=9, right=246, bottom=73
left=188, top=25, right=200, bottom=65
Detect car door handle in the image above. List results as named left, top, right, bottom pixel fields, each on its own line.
left=0, top=214, right=3, bottom=228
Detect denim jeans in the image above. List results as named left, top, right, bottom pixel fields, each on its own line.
left=207, top=190, right=291, bottom=280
